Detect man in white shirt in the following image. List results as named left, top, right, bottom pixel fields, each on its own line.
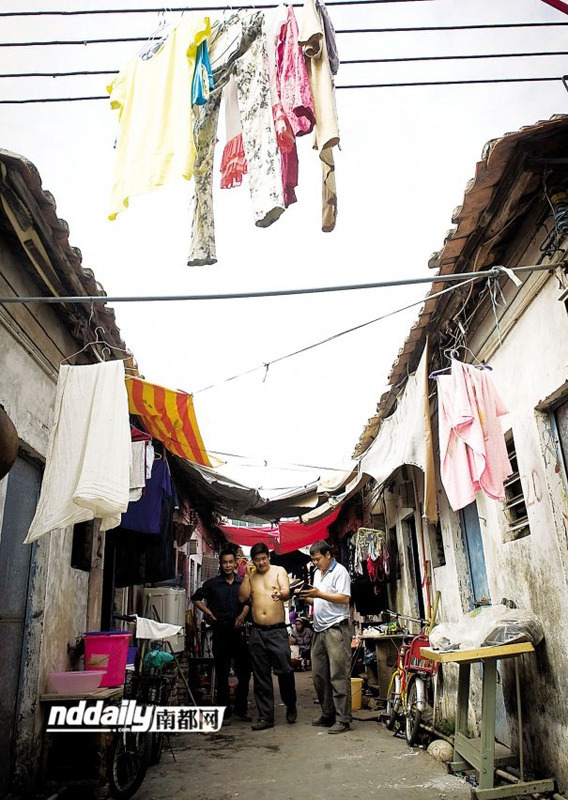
left=300, top=539, right=351, bottom=734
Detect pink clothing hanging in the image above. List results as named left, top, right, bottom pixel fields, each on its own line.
left=437, top=361, right=512, bottom=512
left=220, top=76, right=248, bottom=189
left=277, top=5, right=316, bottom=137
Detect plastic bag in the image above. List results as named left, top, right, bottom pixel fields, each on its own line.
left=429, top=604, right=544, bottom=652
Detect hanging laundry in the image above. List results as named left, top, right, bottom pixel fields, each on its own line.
left=274, top=4, right=316, bottom=207
left=277, top=5, right=316, bottom=138
left=192, top=40, right=214, bottom=105
left=266, top=4, right=297, bottom=153
left=315, top=0, right=339, bottom=76
left=130, top=440, right=147, bottom=502
left=188, top=11, right=285, bottom=266
left=107, top=14, right=211, bottom=220
left=219, top=76, right=248, bottom=189
left=352, top=527, right=386, bottom=575
left=437, top=360, right=512, bottom=512
left=121, top=458, right=173, bottom=535
left=299, top=0, right=340, bottom=233
left=24, top=360, right=131, bottom=543
left=126, top=377, right=213, bottom=466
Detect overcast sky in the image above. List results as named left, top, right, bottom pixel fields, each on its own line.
left=1, top=0, right=567, bottom=497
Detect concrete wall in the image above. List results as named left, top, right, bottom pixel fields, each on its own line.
left=428, top=241, right=568, bottom=785
left=365, top=213, right=568, bottom=787
left=0, top=239, right=92, bottom=792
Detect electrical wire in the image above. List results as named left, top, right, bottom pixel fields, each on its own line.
left=192, top=275, right=481, bottom=394
left=1, top=75, right=563, bottom=102
left=0, top=0, right=475, bottom=17
left=208, top=450, right=347, bottom=471
left=3, top=50, right=568, bottom=80
left=0, top=264, right=552, bottom=304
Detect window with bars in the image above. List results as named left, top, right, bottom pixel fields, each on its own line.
left=502, top=431, right=530, bottom=541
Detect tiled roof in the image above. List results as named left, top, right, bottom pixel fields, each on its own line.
left=0, top=147, right=129, bottom=356
left=353, top=115, right=568, bottom=458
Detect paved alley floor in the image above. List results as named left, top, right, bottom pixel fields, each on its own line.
left=135, top=671, right=471, bottom=800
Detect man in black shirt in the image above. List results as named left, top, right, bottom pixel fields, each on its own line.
left=191, top=548, right=252, bottom=722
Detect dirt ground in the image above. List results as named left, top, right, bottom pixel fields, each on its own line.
left=135, top=671, right=471, bottom=800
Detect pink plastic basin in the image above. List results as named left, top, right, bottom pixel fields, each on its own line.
left=49, top=670, right=106, bottom=695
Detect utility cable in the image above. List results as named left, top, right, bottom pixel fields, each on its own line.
left=3, top=50, right=568, bottom=80
left=0, top=264, right=553, bottom=305
left=0, top=0, right=474, bottom=17
left=1, top=75, right=563, bottom=102
left=191, top=276, right=482, bottom=394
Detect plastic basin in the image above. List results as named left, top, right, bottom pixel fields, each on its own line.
left=49, top=670, right=106, bottom=695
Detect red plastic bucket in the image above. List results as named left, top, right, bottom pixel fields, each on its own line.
left=83, top=632, right=131, bottom=687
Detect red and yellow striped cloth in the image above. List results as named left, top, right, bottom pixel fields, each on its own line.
left=127, top=377, right=212, bottom=467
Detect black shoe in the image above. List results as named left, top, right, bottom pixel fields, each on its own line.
left=234, top=711, right=253, bottom=722
left=311, top=716, right=335, bottom=727
left=251, top=719, right=274, bottom=731
left=286, top=705, right=297, bottom=724
left=328, top=722, right=350, bottom=734
left=221, top=716, right=232, bottom=726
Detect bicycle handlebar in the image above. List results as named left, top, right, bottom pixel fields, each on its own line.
left=383, top=609, right=429, bottom=626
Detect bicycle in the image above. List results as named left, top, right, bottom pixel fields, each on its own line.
left=106, top=615, right=177, bottom=800
left=383, top=612, right=437, bottom=746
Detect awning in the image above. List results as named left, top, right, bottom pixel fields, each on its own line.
left=127, top=377, right=213, bottom=466
left=222, top=524, right=280, bottom=549
left=300, top=469, right=368, bottom=524
left=219, top=505, right=341, bottom=554
left=274, top=506, right=342, bottom=554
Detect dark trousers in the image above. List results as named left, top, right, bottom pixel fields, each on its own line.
left=249, top=626, right=296, bottom=722
left=211, top=623, right=251, bottom=716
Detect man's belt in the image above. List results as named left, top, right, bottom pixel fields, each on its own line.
left=252, top=621, right=287, bottom=631
left=324, top=619, right=350, bottom=630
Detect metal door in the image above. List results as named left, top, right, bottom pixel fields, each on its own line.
left=460, top=500, right=491, bottom=607
left=0, top=456, right=42, bottom=793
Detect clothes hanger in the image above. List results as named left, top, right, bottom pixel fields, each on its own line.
left=429, top=347, right=492, bottom=379
left=138, top=9, right=172, bottom=60
left=61, top=326, right=134, bottom=365
left=428, top=349, right=459, bottom=380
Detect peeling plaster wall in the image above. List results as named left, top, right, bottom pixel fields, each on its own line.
left=431, top=257, right=568, bottom=788
left=40, top=529, right=89, bottom=682
left=0, top=243, right=92, bottom=793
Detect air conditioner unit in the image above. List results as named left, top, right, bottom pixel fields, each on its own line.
left=142, top=587, right=186, bottom=653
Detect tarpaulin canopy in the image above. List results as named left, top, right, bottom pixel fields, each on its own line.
left=223, top=525, right=279, bottom=548
left=220, top=506, right=341, bottom=554
left=359, top=344, right=437, bottom=522
left=127, top=377, right=213, bottom=466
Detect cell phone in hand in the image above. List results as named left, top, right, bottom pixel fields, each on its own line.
left=290, top=580, right=311, bottom=595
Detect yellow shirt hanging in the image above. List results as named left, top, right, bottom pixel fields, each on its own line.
left=107, top=14, right=211, bottom=220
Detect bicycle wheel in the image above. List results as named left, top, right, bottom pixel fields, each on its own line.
left=385, top=671, right=401, bottom=731
left=149, top=731, right=164, bottom=765
left=405, top=677, right=422, bottom=746
left=108, top=730, right=150, bottom=800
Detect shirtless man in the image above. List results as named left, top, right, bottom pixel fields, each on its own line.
left=238, top=542, right=297, bottom=730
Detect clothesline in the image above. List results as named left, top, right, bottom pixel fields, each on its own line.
left=0, top=264, right=553, bottom=304
left=0, top=76, right=565, bottom=103
left=0, top=0, right=474, bottom=17
left=4, top=51, right=567, bottom=81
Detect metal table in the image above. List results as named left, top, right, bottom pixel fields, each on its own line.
left=421, top=643, right=554, bottom=800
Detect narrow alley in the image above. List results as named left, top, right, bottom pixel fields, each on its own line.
left=135, top=673, right=469, bottom=800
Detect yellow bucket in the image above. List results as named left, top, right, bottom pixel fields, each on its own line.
left=351, top=677, right=363, bottom=711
